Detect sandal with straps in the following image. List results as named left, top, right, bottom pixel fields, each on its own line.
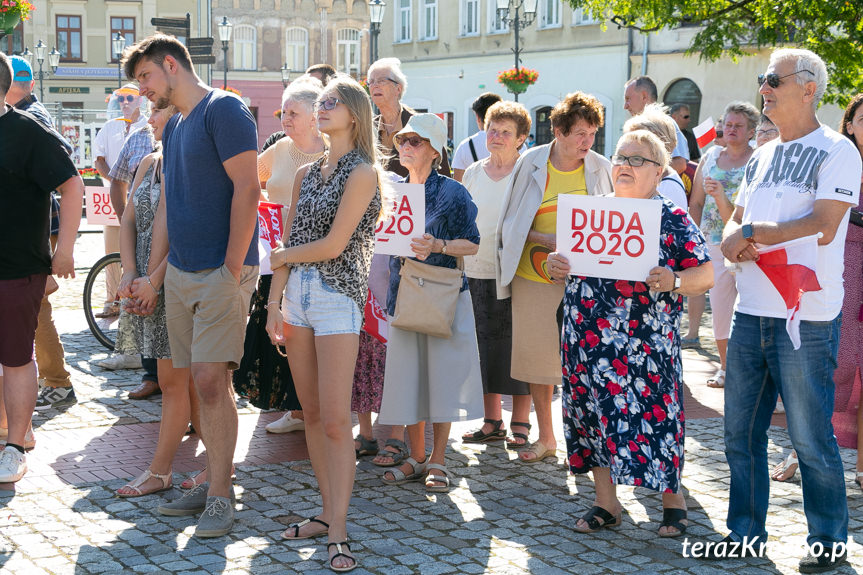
left=381, top=456, right=427, bottom=485
left=424, top=463, right=452, bottom=493
left=281, top=517, right=330, bottom=540
left=327, top=541, right=357, bottom=573
left=855, top=471, right=863, bottom=490
left=706, top=369, right=726, bottom=388
left=116, top=469, right=172, bottom=498
left=354, top=434, right=379, bottom=457
left=770, top=451, right=798, bottom=482
left=506, top=421, right=532, bottom=449
left=574, top=505, right=622, bottom=533
left=658, top=508, right=688, bottom=538
left=180, top=464, right=237, bottom=489
left=462, top=418, right=506, bottom=443
left=371, top=439, right=408, bottom=468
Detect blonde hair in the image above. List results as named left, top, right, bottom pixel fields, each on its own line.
left=722, top=100, right=760, bottom=132
left=623, top=103, right=678, bottom=155
left=616, top=129, right=669, bottom=171
left=324, top=74, right=393, bottom=222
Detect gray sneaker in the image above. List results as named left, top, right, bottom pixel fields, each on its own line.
left=157, top=483, right=235, bottom=517
left=195, top=496, right=234, bottom=538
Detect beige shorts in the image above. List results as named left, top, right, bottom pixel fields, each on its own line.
left=164, top=263, right=257, bottom=370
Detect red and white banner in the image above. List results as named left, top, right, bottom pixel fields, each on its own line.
left=556, top=195, right=662, bottom=281
left=375, top=182, right=425, bottom=257
left=257, top=202, right=286, bottom=275
left=85, top=186, right=120, bottom=226
left=756, top=234, right=823, bottom=350
left=693, top=117, right=717, bottom=148
left=363, top=289, right=388, bottom=344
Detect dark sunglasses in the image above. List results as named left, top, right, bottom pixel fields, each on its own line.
left=611, top=154, right=660, bottom=167
left=682, top=115, right=690, bottom=119
left=314, top=96, right=340, bottom=111
left=117, top=95, right=138, bottom=103
left=394, top=134, right=428, bottom=148
left=757, top=69, right=814, bottom=89
left=716, top=130, right=724, bottom=138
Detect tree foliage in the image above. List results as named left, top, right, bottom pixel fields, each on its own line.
left=566, top=0, right=863, bottom=107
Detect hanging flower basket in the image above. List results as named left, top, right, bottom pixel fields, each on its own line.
left=0, top=0, right=35, bottom=35
left=497, top=67, right=539, bottom=95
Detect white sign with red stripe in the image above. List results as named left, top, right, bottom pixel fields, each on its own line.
left=374, top=183, right=425, bottom=257
left=257, top=202, right=286, bottom=275
left=85, top=186, right=120, bottom=226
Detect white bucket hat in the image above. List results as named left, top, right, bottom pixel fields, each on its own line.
left=395, top=113, right=447, bottom=158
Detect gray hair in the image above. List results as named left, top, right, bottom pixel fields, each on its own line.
left=722, top=100, right=760, bottom=131
left=769, top=48, right=828, bottom=109
left=617, top=129, right=669, bottom=171
left=624, top=76, right=658, bottom=102
left=367, top=57, right=408, bottom=98
left=669, top=103, right=689, bottom=115
left=281, top=76, right=323, bottom=110
left=623, top=103, right=678, bottom=155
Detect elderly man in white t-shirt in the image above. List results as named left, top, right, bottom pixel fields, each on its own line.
left=705, top=49, right=861, bottom=572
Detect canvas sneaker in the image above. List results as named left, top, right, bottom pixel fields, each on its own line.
left=194, top=496, right=234, bottom=538
left=157, top=482, right=235, bottom=516
left=35, top=387, right=77, bottom=411
left=265, top=412, right=305, bottom=433
left=94, top=354, right=143, bottom=370
left=0, top=446, right=28, bottom=483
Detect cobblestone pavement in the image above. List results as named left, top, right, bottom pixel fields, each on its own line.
left=0, top=229, right=860, bottom=574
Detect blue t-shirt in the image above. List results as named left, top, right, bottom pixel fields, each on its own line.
left=162, top=90, right=259, bottom=271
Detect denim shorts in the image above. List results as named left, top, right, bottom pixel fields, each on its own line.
left=283, top=266, right=362, bottom=335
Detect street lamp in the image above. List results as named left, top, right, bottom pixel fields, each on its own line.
left=29, top=40, right=60, bottom=102
left=112, top=33, right=126, bottom=90
left=217, top=16, right=233, bottom=90
left=496, top=0, right=538, bottom=102
left=368, top=0, right=386, bottom=63
left=280, top=63, right=291, bottom=88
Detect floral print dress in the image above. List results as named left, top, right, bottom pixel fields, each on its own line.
left=561, top=197, right=710, bottom=493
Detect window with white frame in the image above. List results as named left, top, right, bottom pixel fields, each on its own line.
left=232, top=25, right=256, bottom=70
left=285, top=27, right=308, bottom=71
left=395, top=0, right=411, bottom=42
left=420, top=0, right=438, bottom=40
left=573, top=7, right=599, bottom=25
left=488, top=0, right=509, bottom=33
left=460, top=0, right=480, bottom=36
left=538, top=0, right=562, bottom=28
left=336, top=28, right=361, bottom=76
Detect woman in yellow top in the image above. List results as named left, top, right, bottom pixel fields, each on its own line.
left=496, top=92, right=613, bottom=463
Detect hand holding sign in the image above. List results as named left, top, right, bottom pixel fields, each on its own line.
left=375, top=183, right=425, bottom=257
left=555, top=195, right=662, bottom=282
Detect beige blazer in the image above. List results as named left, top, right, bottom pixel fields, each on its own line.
left=495, top=143, right=614, bottom=298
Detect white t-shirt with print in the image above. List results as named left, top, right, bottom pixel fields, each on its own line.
left=734, top=124, right=862, bottom=321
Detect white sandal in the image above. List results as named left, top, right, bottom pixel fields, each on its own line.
left=381, top=457, right=427, bottom=485
left=116, top=469, right=173, bottom=498
left=855, top=471, right=863, bottom=490
left=424, top=463, right=453, bottom=493
left=706, top=369, right=726, bottom=388
left=770, top=452, right=798, bottom=482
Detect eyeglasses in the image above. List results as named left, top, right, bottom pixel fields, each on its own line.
left=117, top=95, right=138, bottom=103
left=314, top=97, right=340, bottom=111
left=367, top=77, right=398, bottom=87
left=394, top=134, right=428, bottom=148
left=756, top=128, right=778, bottom=137
left=757, top=69, right=814, bottom=89
left=610, top=154, right=661, bottom=167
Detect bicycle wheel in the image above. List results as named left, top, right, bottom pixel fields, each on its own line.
left=83, top=252, right=123, bottom=350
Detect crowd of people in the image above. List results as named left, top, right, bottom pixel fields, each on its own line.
left=1, top=38, right=861, bottom=573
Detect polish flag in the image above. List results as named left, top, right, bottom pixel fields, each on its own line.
left=363, top=289, right=388, bottom=344
left=693, top=117, right=717, bottom=148
left=755, top=234, right=823, bottom=350
left=257, top=202, right=286, bottom=275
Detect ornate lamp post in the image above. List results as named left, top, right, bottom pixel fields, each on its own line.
left=281, top=63, right=291, bottom=88
left=495, top=0, right=538, bottom=102
left=217, top=16, right=233, bottom=90
left=368, top=0, right=386, bottom=63
left=28, top=40, right=61, bottom=102
left=112, top=33, right=126, bottom=89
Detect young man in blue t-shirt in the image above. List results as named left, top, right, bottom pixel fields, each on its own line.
left=124, top=35, right=260, bottom=538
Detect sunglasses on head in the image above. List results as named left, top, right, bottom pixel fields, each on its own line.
left=757, top=69, right=814, bottom=89
left=118, top=95, right=138, bottom=103
left=610, top=154, right=660, bottom=167
left=314, top=96, right=340, bottom=111
left=394, top=134, right=428, bottom=148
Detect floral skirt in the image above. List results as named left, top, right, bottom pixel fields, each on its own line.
left=351, top=331, right=386, bottom=413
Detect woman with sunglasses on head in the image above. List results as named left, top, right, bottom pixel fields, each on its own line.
left=547, top=130, right=713, bottom=537
left=265, top=76, right=385, bottom=573
left=688, top=101, right=759, bottom=390
left=376, top=113, right=483, bottom=493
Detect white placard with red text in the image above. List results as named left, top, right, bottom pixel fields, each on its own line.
left=374, top=183, right=425, bottom=257
left=85, top=186, right=120, bottom=226
left=257, top=202, right=286, bottom=275
left=556, top=195, right=662, bottom=281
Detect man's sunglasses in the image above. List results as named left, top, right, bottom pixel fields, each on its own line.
left=117, top=95, right=138, bottom=103
left=610, top=154, right=660, bottom=167
left=757, top=69, right=813, bottom=89
left=394, top=134, right=428, bottom=148
left=314, top=97, right=340, bottom=111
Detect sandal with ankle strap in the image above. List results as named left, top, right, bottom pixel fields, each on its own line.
left=462, top=418, right=506, bottom=443
left=381, top=457, right=427, bottom=485
left=506, top=421, right=532, bottom=449
left=116, top=469, right=172, bottom=498
left=371, top=439, right=408, bottom=468
left=327, top=541, right=357, bottom=572
left=424, top=463, right=453, bottom=493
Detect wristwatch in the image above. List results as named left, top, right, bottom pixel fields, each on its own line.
left=441, top=239, right=448, bottom=255
left=742, top=223, right=755, bottom=243
left=673, top=272, right=681, bottom=291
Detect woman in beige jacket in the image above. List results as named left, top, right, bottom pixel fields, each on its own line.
left=495, top=92, right=613, bottom=463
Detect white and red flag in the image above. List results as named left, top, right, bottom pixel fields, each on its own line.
left=363, top=289, right=388, bottom=344
left=257, top=202, right=286, bottom=275
left=755, top=234, right=823, bottom=350
left=693, top=117, right=717, bottom=148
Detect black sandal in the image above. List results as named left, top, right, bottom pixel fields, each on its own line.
left=327, top=541, right=357, bottom=572
left=506, top=421, right=532, bottom=449
left=462, top=418, right=506, bottom=443
left=658, top=508, right=688, bottom=538
left=574, top=505, right=622, bottom=533
left=354, top=434, right=379, bottom=457
left=280, top=517, right=330, bottom=540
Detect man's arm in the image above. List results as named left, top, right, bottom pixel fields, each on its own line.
left=746, top=199, right=854, bottom=246
left=95, top=156, right=111, bottom=181
left=110, top=179, right=129, bottom=219
left=53, top=174, right=84, bottom=278
left=223, top=149, right=262, bottom=280
left=671, top=156, right=687, bottom=176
